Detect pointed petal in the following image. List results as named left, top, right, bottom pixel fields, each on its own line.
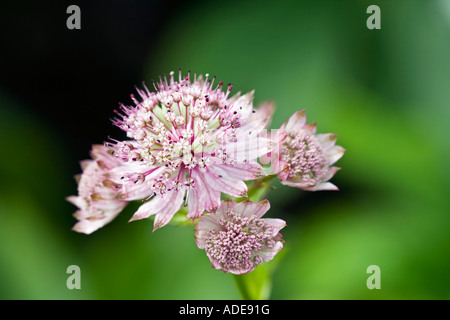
left=262, top=218, right=286, bottom=237
left=66, top=195, right=85, bottom=209
left=285, top=110, right=306, bottom=132
left=326, top=146, right=345, bottom=165
left=216, top=198, right=235, bottom=215
left=320, top=166, right=341, bottom=182
left=153, top=190, right=185, bottom=230
left=71, top=202, right=126, bottom=235
left=302, top=122, right=317, bottom=135
left=230, top=90, right=254, bottom=121
left=316, top=133, right=337, bottom=149
left=213, top=162, right=265, bottom=181
left=187, top=170, right=221, bottom=220
left=312, top=182, right=339, bottom=191
left=241, top=100, right=274, bottom=130
left=232, top=199, right=271, bottom=219
left=224, top=133, right=272, bottom=163
left=80, top=159, right=92, bottom=171
left=129, top=196, right=164, bottom=221
left=205, top=166, right=248, bottom=197
left=280, top=179, right=313, bottom=190
left=256, top=241, right=284, bottom=263
left=195, top=213, right=222, bottom=249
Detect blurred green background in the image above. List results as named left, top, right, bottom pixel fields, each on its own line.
left=0, top=0, right=449, bottom=299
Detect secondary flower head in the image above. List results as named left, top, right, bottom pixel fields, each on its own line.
left=66, top=145, right=128, bottom=234
left=107, top=70, right=273, bottom=230
left=195, top=199, right=285, bottom=274
left=271, top=110, right=345, bottom=191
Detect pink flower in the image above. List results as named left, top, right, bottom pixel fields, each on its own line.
left=67, top=145, right=128, bottom=234
left=271, top=110, right=345, bottom=191
left=195, top=199, right=285, bottom=274
left=107, top=71, right=274, bottom=230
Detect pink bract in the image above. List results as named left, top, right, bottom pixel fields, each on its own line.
left=67, top=145, right=128, bottom=234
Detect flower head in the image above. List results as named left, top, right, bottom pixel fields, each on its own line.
left=195, top=199, right=285, bottom=274
left=106, top=70, right=274, bottom=230
left=66, top=145, right=127, bottom=234
left=271, top=110, right=345, bottom=191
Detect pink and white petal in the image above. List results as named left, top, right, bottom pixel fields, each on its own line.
left=108, top=166, right=165, bottom=201
left=117, top=182, right=153, bottom=201
left=90, top=144, right=110, bottom=159
left=72, top=206, right=123, bottom=235
left=228, top=91, right=242, bottom=104
left=186, top=188, right=201, bottom=220
left=224, top=134, right=271, bottom=163
left=296, top=181, right=339, bottom=191
left=72, top=209, right=86, bottom=221
left=187, top=170, right=221, bottom=220
left=213, top=162, right=264, bottom=181
left=262, top=218, right=286, bottom=237
left=316, top=133, right=337, bottom=149
left=274, top=160, right=290, bottom=180
left=241, top=100, right=274, bottom=131
left=285, top=110, right=306, bottom=132
left=195, top=214, right=222, bottom=249
left=90, top=145, right=117, bottom=169
left=230, top=90, right=254, bottom=120
left=311, top=182, right=339, bottom=191
left=66, top=196, right=85, bottom=209
left=94, top=198, right=128, bottom=214
left=195, top=171, right=221, bottom=212
left=80, top=159, right=93, bottom=171
left=72, top=219, right=107, bottom=235
left=302, top=122, right=317, bottom=135
left=205, top=166, right=248, bottom=197
left=256, top=241, right=284, bottom=263
left=216, top=198, right=235, bottom=216
left=325, top=146, right=345, bottom=165
left=280, top=179, right=313, bottom=190
left=232, top=199, right=270, bottom=219
left=320, top=166, right=341, bottom=183
left=228, top=264, right=256, bottom=275
left=108, top=163, right=162, bottom=182
left=153, top=189, right=185, bottom=230
left=129, top=195, right=165, bottom=222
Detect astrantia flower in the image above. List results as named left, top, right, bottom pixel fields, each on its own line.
left=271, top=110, right=345, bottom=191
left=67, top=145, right=127, bottom=234
left=107, top=70, right=274, bottom=230
left=195, top=199, right=285, bottom=274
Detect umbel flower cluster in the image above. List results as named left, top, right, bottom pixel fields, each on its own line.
left=67, top=70, right=344, bottom=274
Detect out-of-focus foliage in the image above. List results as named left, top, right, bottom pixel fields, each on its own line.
left=0, top=0, right=448, bottom=299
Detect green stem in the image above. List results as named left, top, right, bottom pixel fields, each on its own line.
left=233, top=274, right=253, bottom=300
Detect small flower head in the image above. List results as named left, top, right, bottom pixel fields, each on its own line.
left=273, top=110, right=345, bottom=191
left=195, top=199, right=285, bottom=274
left=66, top=145, right=127, bottom=234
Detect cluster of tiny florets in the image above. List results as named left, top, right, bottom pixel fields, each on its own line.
left=204, top=209, right=275, bottom=270
left=281, top=131, right=326, bottom=184
left=106, top=71, right=252, bottom=197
